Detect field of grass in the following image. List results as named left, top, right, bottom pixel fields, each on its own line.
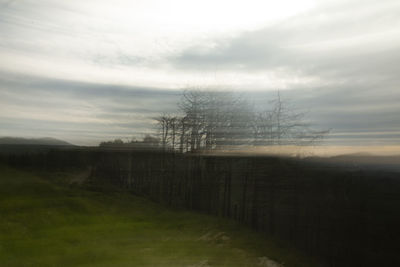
left=0, top=165, right=314, bottom=266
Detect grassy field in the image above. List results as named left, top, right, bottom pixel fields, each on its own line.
left=0, top=165, right=314, bottom=267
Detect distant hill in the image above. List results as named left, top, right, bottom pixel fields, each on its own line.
left=0, top=137, right=74, bottom=146
left=305, top=153, right=400, bottom=173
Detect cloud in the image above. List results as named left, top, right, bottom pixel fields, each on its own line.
left=1, top=71, right=399, bottom=146
left=246, top=82, right=400, bottom=145
left=172, top=0, right=400, bottom=87
left=0, top=72, right=180, bottom=145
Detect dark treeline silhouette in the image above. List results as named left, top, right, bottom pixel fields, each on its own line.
left=99, top=135, right=160, bottom=149
left=154, top=89, right=328, bottom=152
left=3, top=147, right=398, bottom=267
left=89, top=150, right=399, bottom=267
left=0, top=145, right=91, bottom=171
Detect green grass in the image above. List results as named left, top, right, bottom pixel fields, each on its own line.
left=0, top=165, right=314, bottom=266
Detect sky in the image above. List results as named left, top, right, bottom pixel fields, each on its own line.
left=0, top=0, right=399, bottom=151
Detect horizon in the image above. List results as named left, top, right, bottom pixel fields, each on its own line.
left=2, top=136, right=400, bottom=157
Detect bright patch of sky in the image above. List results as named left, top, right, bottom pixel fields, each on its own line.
left=0, top=0, right=316, bottom=88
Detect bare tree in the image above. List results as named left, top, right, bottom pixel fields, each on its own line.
left=169, top=116, right=178, bottom=150
left=154, top=88, right=328, bottom=153
left=155, top=114, right=171, bottom=151
left=253, top=91, right=329, bottom=146
left=177, top=89, right=254, bottom=151
left=178, top=116, right=188, bottom=153
left=179, top=89, right=207, bottom=151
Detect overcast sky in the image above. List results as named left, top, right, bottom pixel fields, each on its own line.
left=0, top=0, right=399, bottom=149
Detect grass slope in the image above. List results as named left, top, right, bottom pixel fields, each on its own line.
left=0, top=165, right=313, bottom=267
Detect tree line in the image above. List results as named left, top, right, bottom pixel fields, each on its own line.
left=155, top=89, right=328, bottom=152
